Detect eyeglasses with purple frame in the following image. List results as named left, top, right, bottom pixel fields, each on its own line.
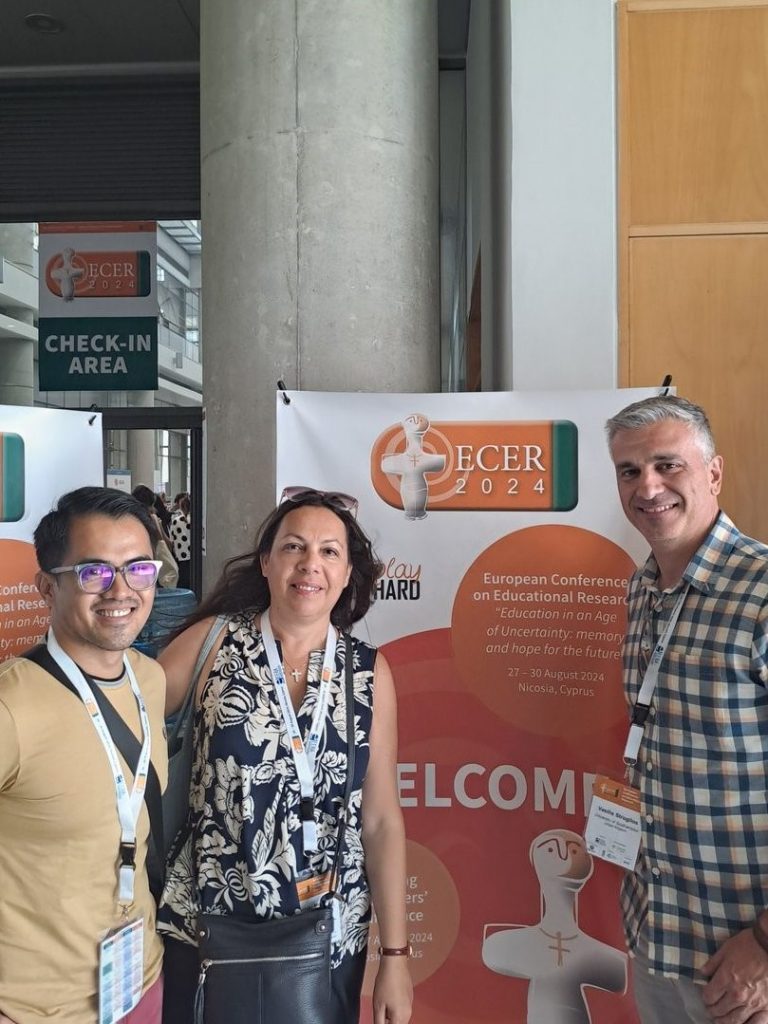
left=48, top=559, right=163, bottom=594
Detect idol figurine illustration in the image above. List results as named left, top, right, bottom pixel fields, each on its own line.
left=49, top=247, right=86, bottom=301
left=482, top=828, right=627, bottom=1023
left=380, top=412, right=446, bottom=520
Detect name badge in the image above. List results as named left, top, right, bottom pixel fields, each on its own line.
left=98, top=918, right=144, bottom=1024
left=296, top=870, right=331, bottom=911
left=584, top=775, right=642, bottom=870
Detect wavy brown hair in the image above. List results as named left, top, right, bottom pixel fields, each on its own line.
left=180, top=491, right=383, bottom=633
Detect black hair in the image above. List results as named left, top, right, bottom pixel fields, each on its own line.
left=183, top=491, right=384, bottom=633
left=131, top=484, right=156, bottom=507
left=34, top=486, right=155, bottom=571
left=132, top=483, right=171, bottom=537
left=153, top=495, right=172, bottom=532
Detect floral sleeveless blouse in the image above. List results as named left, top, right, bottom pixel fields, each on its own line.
left=158, top=613, right=376, bottom=968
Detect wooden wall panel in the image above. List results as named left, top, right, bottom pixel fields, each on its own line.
left=629, top=234, right=768, bottom=541
left=627, top=6, right=768, bottom=227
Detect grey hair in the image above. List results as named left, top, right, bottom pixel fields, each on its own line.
left=605, top=395, right=716, bottom=461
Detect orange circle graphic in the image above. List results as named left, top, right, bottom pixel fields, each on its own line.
left=363, top=839, right=461, bottom=996
left=45, top=250, right=89, bottom=297
left=451, top=526, right=636, bottom=738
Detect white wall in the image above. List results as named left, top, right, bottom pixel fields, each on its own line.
left=467, top=0, right=618, bottom=391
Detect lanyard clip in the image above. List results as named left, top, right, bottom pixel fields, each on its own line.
left=623, top=721, right=644, bottom=767
left=300, top=797, right=314, bottom=822
left=631, top=701, right=652, bottom=726
left=119, top=840, right=137, bottom=869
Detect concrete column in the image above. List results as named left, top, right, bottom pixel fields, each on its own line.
left=201, top=0, right=440, bottom=584
left=126, top=391, right=157, bottom=492
left=0, top=224, right=36, bottom=406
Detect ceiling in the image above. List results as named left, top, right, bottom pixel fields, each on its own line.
left=0, top=0, right=469, bottom=75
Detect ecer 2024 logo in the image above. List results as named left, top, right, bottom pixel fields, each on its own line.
left=371, top=413, right=578, bottom=518
left=45, top=249, right=152, bottom=302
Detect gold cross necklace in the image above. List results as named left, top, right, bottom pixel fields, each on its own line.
left=282, top=656, right=308, bottom=683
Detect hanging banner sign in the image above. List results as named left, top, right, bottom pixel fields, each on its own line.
left=0, top=405, right=103, bottom=659
left=277, top=388, right=657, bottom=1024
left=38, top=222, right=158, bottom=391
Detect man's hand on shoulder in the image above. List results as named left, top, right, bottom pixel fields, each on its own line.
left=701, top=924, right=768, bottom=1024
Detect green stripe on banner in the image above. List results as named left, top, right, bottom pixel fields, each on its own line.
left=1, top=433, right=25, bottom=522
left=551, top=420, right=578, bottom=511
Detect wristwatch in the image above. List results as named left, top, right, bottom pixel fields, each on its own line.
left=379, top=945, right=412, bottom=957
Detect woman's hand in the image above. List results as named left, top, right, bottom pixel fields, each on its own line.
left=372, top=955, right=413, bottom=1024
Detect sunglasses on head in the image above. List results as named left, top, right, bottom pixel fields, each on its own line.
left=49, top=559, right=163, bottom=594
left=279, top=486, right=358, bottom=516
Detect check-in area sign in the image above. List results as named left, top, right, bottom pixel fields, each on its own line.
left=38, top=222, right=159, bottom=392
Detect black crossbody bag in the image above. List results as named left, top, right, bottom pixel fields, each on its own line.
left=192, top=634, right=356, bottom=1024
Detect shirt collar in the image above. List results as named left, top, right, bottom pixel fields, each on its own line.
left=638, top=510, right=737, bottom=597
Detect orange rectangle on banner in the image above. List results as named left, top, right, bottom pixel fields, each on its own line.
left=39, top=222, right=156, bottom=234
left=45, top=250, right=152, bottom=299
left=372, top=419, right=578, bottom=512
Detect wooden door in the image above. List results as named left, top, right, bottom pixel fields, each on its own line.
left=618, top=0, right=768, bottom=541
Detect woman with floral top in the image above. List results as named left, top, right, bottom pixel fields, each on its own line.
left=157, top=487, right=412, bottom=1024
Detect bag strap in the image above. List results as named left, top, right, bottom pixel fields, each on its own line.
left=24, top=643, right=165, bottom=902
left=167, top=614, right=228, bottom=753
left=328, top=633, right=356, bottom=897
left=164, top=615, right=229, bottom=864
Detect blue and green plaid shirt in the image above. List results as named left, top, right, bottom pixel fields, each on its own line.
left=621, top=512, right=768, bottom=979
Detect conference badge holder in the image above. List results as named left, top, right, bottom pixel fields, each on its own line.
left=98, top=917, right=144, bottom=1024
left=584, top=774, right=641, bottom=870
left=296, top=869, right=332, bottom=911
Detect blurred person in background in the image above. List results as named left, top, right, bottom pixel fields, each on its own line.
left=170, top=493, right=191, bottom=591
left=132, top=485, right=179, bottom=589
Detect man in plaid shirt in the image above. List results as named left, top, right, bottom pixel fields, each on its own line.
left=606, top=395, right=768, bottom=1024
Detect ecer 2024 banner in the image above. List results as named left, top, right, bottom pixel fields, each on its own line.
left=0, top=406, right=104, bottom=658
left=276, top=388, right=657, bottom=1024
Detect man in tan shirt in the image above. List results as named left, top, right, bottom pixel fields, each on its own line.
left=0, top=487, right=168, bottom=1024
